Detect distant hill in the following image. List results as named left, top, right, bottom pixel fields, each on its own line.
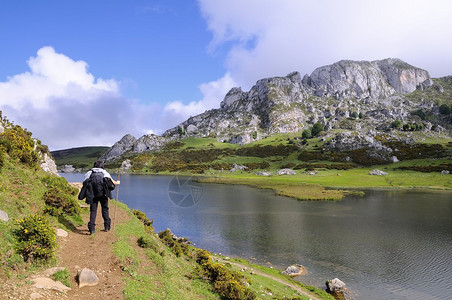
left=51, top=146, right=109, bottom=170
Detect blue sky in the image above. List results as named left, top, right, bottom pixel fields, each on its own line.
left=0, top=0, right=451, bottom=150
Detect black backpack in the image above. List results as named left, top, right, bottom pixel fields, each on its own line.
left=90, top=170, right=108, bottom=198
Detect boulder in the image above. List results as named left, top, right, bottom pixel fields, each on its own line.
left=254, top=171, right=272, bottom=176
left=120, top=159, right=132, bottom=171
left=230, top=164, right=248, bottom=172
left=326, top=278, right=351, bottom=299
left=40, top=153, right=58, bottom=175
left=32, top=277, right=71, bottom=293
left=0, top=210, right=8, bottom=222
left=281, top=264, right=305, bottom=277
left=55, top=228, right=68, bottom=237
left=76, top=268, right=99, bottom=288
left=100, top=134, right=137, bottom=162
left=277, top=168, right=296, bottom=175
left=369, top=169, right=388, bottom=176
left=441, top=170, right=450, bottom=174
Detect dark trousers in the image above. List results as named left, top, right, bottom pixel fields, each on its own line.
left=88, top=196, right=111, bottom=232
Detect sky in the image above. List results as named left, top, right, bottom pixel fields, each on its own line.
left=0, top=0, right=451, bottom=150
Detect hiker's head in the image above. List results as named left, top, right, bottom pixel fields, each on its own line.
left=94, top=160, right=105, bottom=168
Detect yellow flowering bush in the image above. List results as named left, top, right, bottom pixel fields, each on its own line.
left=14, top=214, right=57, bottom=263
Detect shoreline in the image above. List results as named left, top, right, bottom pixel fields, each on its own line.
left=62, top=168, right=452, bottom=201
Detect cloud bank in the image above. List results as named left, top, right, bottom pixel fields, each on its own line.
left=198, top=0, right=452, bottom=90
left=0, top=47, right=159, bottom=150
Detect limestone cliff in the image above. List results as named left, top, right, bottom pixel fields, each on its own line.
left=103, top=58, right=451, bottom=161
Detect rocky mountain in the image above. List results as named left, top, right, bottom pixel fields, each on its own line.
left=101, top=58, right=451, bottom=161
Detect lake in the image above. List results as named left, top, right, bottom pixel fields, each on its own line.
left=62, top=173, right=452, bottom=300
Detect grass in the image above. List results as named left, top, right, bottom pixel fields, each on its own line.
left=112, top=202, right=333, bottom=299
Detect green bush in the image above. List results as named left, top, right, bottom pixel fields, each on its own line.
left=41, top=176, right=80, bottom=216
left=137, top=236, right=159, bottom=252
left=0, top=125, right=38, bottom=166
left=132, top=209, right=154, bottom=230
left=311, top=122, right=324, bottom=137
left=194, top=249, right=255, bottom=299
left=14, top=214, right=57, bottom=263
left=301, top=129, right=312, bottom=139
left=439, top=104, right=451, bottom=115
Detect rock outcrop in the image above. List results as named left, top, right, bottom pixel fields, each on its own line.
left=102, top=58, right=451, bottom=162
left=162, top=58, right=437, bottom=145
left=100, top=134, right=170, bottom=162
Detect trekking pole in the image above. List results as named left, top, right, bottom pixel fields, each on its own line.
left=113, top=168, right=121, bottom=231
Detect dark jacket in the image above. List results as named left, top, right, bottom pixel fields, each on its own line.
left=78, top=175, right=115, bottom=204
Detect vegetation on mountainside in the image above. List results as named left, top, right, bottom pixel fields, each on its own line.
left=0, top=115, right=83, bottom=277
left=51, top=146, right=109, bottom=169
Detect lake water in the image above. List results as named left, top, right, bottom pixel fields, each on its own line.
left=62, top=173, right=452, bottom=300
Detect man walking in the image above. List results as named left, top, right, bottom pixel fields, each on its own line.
left=82, top=160, right=120, bottom=234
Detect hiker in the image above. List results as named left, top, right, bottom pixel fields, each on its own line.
left=79, top=160, right=120, bottom=235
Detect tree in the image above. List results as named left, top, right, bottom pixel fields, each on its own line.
left=311, top=122, right=324, bottom=137
left=391, top=119, right=402, bottom=129
left=439, top=104, right=451, bottom=115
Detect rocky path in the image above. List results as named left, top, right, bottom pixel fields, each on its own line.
left=0, top=203, right=131, bottom=300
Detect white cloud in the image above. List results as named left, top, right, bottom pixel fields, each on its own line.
left=0, top=47, right=158, bottom=150
left=161, top=73, right=236, bottom=129
left=198, top=0, right=452, bottom=89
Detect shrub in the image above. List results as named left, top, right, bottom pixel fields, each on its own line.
left=301, top=129, right=312, bottom=139
left=0, top=125, right=38, bottom=166
left=137, top=236, right=158, bottom=252
left=41, top=176, right=80, bottom=216
left=311, top=122, right=324, bottom=137
left=158, top=229, right=189, bottom=257
left=194, top=249, right=255, bottom=299
left=132, top=209, right=154, bottom=232
left=391, top=119, right=402, bottom=129
left=439, top=104, right=451, bottom=115
left=14, top=214, right=57, bottom=263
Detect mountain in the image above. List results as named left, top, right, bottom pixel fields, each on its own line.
left=101, top=58, right=451, bottom=162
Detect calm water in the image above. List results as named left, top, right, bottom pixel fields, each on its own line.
left=62, top=173, right=452, bottom=300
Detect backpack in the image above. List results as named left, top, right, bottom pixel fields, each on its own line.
left=90, top=170, right=108, bottom=198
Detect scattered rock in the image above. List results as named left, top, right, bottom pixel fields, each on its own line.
left=59, top=164, right=76, bottom=173
left=281, top=264, right=305, bottom=277
left=30, top=292, right=44, bottom=299
left=441, top=170, right=450, bottom=174
left=369, top=169, right=388, bottom=176
left=254, top=171, right=272, bottom=176
left=277, top=168, right=296, bottom=175
left=76, top=268, right=99, bottom=288
left=55, top=228, right=68, bottom=237
left=326, top=277, right=351, bottom=299
left=391, top=156, right=399, bottom=163
left=230, top=164, right=248, bottom=172
left=32, top=277, right=71, bottom=293
left=120, top=159, right=132, bottom=171
left=0, top=209, right=8, bottom=222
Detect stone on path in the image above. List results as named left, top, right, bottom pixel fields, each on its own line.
left=42, top=267, right=66, bottom=277
left=55, top=228, right=68, bottom=237
left=32, top=277, right=71, bottom=293
left=77, top=268, right=99, bottom=288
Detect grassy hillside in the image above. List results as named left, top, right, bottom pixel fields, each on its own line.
left=106, top=132, right=452, bottom=200
left=51, top=146, right=109, bottom=169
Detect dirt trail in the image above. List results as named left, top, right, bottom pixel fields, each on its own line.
left=0, top=203, right=131, bottom=300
